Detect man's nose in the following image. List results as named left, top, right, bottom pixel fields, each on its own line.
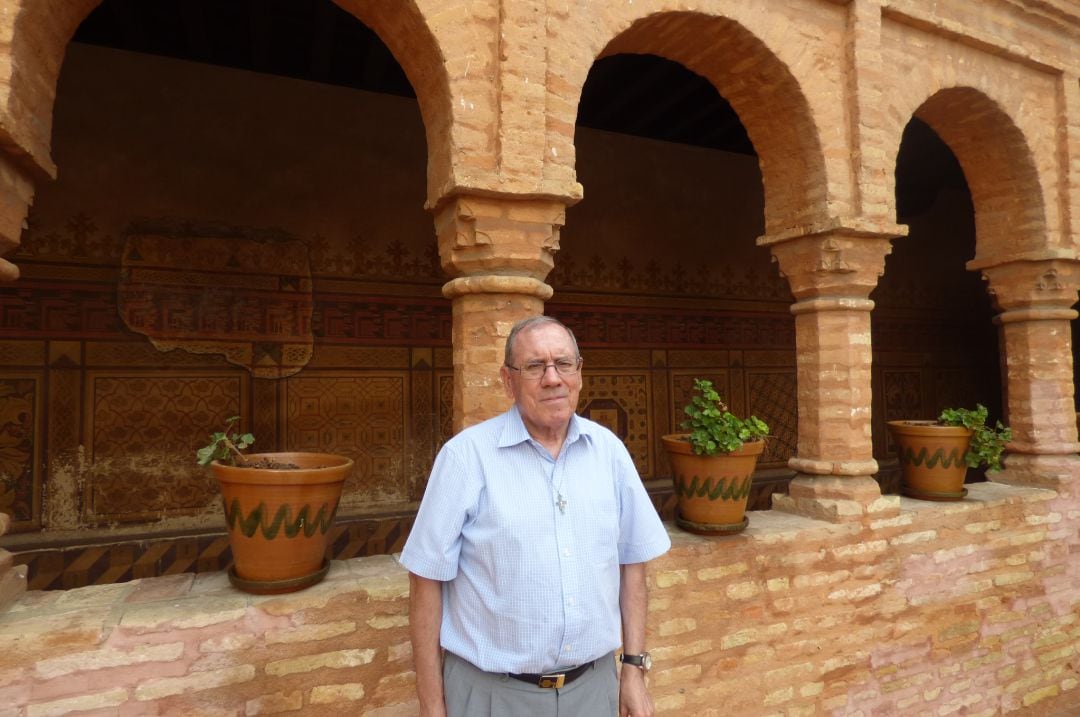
left=539, top=364, right=563, bottom=384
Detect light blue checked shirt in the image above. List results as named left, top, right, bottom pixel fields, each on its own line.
left=400, top=405, right=671, bottom=674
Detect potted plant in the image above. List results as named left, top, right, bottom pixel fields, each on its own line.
left=661, top=379, right=769, bottom=535
left=197, top=416, right=353, bottom=594
left=886, top=404, right=1011, bottom=501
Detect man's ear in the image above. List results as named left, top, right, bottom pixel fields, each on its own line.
left=500, top=365, right=515, bottom=400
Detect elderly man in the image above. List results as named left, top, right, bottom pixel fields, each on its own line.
left=400, top=315, right=671, bottom=717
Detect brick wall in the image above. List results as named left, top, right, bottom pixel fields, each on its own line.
left=1, top=482, right=1076, bottom=715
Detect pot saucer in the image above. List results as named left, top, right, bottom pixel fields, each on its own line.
left=228, top=558, right=331, bottom=595
left=674, top=510, right=749, bottom=536
left=901, top=486, right=968, bottom=502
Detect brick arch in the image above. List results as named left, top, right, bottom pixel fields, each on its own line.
left=0, top=0, right=97, bottom=177
left=562, top=11, right=829, bottom=235
left=331, top=0, right=457, bottom=203
left=906, top=88, right=1047, bottom=264
left=0, top=0, right=456, bottom=203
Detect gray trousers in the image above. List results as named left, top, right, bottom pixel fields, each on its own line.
left=443, top=651, right=619, bottom=717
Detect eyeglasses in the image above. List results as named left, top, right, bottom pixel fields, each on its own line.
left=505, top=357, right=583, bottom=380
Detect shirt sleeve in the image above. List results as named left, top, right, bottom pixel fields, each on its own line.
left=399, top=443, right=479, bottom=581
left=612, top=437, right=672, bottom=565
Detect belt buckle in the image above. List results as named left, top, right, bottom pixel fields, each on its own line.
left=538, top=673, right=566, bottom=689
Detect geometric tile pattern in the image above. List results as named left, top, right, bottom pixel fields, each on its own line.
left=882, top=370, right=923, bottom=454
left=0, top=374, right=40, bottom=527
left=932, top=368, right=979, bottom=417
left=883, top=370, right=924, bottom=420
left=284, top=374, right=410, bottom=508
left=579, top=372, right=652, bottom=478
left=747, top=370, right=797, bottom=466
left=12, top=512, right=417, bottom=591
left=84, top=373, right=245, bottom=523
left=559, top=308, right=795, bottom=349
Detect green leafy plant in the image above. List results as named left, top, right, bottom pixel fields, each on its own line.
left=938, top=404, right=1011, bottom=471
left=681, top=378, right=769, bottom=456
left=196, top=415, right=254, bottom=467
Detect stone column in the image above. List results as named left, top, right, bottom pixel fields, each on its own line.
left=0, top=153, right=38, bottom=281
left=435, top=194, right=565, bottom=431
left=0, top=512, right=27, bottom=612
left=978, top=257, right=1080, bottom=492
left=761, top=226, right=901, bottom=522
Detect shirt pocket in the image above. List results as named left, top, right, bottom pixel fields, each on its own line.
left=581, top=489, right=621, bottom=568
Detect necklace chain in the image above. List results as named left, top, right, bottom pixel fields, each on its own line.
left=537, top=443, right=568, bottom=515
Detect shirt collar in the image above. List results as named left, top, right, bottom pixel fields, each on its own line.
left=498, top=404, right=593, bottom=449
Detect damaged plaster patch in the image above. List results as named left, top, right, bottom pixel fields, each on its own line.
left=118, top=224, right=313, bottom=378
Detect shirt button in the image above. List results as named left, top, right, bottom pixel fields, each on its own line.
left=563, top=548, right=570, bottom=557
left=568, top=597, right=575, bottom=605
left=564, top=645, right=572, bottom=652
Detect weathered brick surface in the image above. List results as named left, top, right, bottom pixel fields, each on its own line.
left=0, top=482, right=1074, bottom=715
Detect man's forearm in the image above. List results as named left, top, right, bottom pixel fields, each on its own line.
left=620, top=561, right=648, bottom=654
left=619, top=561, right=655, bottom=717
left=409, top=572, right=446, bottom=715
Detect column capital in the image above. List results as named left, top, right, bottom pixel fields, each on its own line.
left=760, top=225, right=900, bottom=302
left=978, top=257, right=1080, bottom=315
left=433, top=193, right=567, bottom=282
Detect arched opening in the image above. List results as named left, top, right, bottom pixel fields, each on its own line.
left=1, top=0, right=453, bottom=590
left=556, top=50, right=798, bottom=514
left=913, top=88, right=1048, bottom=266
left=872, top=117, right=1003, bottom=491
left=580, top=13, right=830, bottom=236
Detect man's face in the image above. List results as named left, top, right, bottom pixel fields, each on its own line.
left=501, top=323, right=582, bottom=439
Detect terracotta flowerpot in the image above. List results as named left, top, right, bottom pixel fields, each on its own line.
left=886, top=421, right=972, bottom=501
left=662, top=435, right=764, bottom=535
left=210, top=452, right=353, bottom=594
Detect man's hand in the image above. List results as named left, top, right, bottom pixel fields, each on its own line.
left=619, top=664, right=655, bottom=717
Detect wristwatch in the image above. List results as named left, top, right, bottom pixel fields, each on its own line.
left=620, top=652, right=652, bottom=672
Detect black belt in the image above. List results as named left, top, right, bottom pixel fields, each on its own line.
left=508, top=659, right=596, bottom=689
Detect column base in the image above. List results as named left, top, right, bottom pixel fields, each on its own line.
left=771, top=475, right=900, bottom=523
left=991, top=453, right=1080, bottom=498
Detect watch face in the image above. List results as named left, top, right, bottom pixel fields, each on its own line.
left=622, top=653, right=652, bottom=671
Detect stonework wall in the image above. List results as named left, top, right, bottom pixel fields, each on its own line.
left=1, top=483, right=1077, bottom=716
